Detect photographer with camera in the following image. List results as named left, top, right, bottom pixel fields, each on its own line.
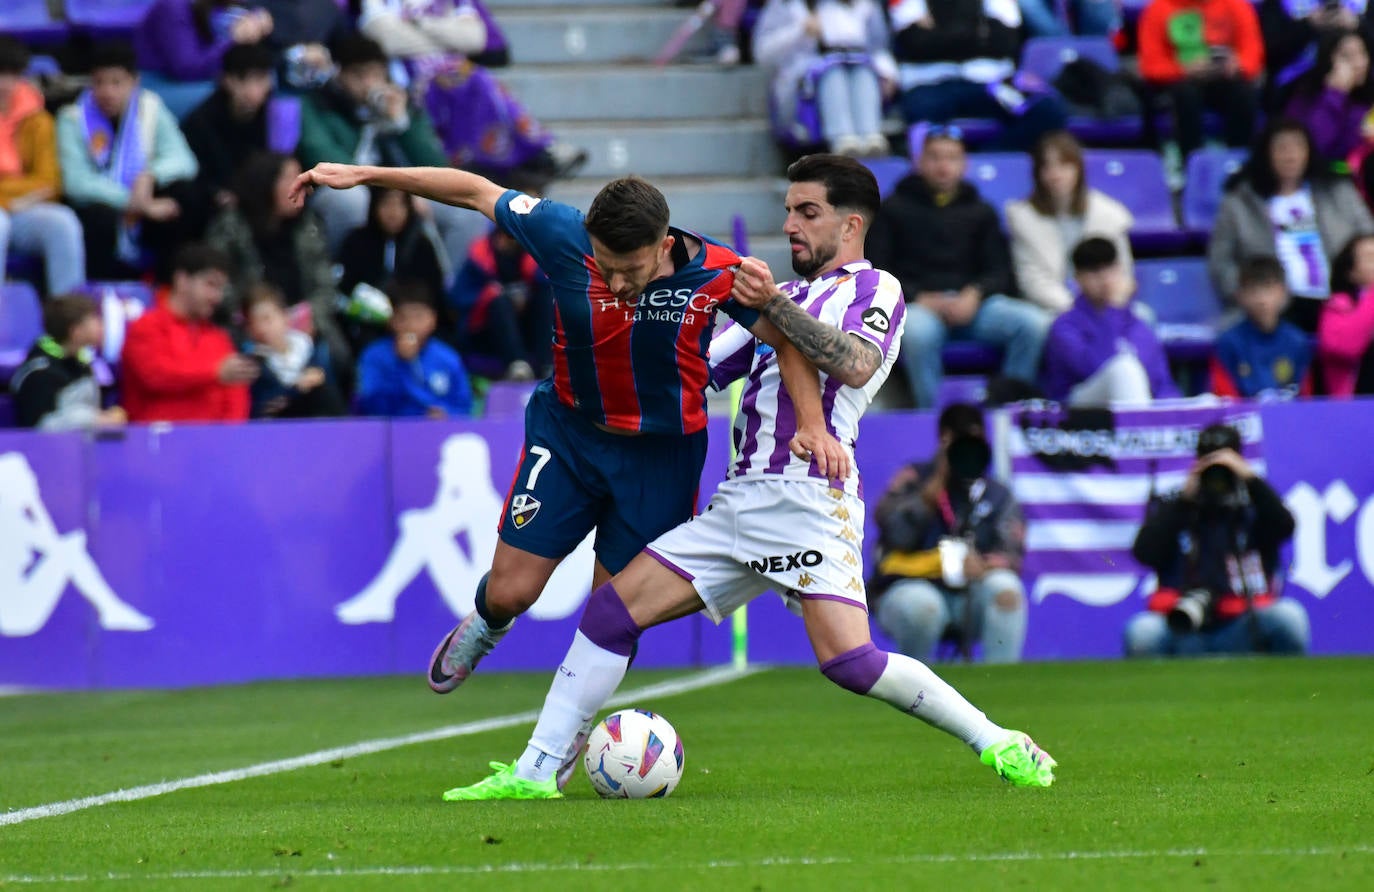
left=1124, top=423, right=1311, bottom=656
left=869, top=403, right=1028, bottom=663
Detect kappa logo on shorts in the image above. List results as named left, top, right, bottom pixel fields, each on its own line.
left=861, top=307, right=890, bottom=334
left=510, top=493, right=542, bottom=528
left=796, top=573, right=815, bottom=589
left=839, top=525, right=858, bottom=543
left=845, top=576, right=863, bottom=592
left=841, top=551, right=859, bottom=567
left=830, top=505, right=851, bottom=521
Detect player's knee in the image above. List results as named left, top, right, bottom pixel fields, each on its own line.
left=484, top=566, right=541, bottom=615
left=993, top=588, right=1022, bottom=613
left=819, top=642, right=888, bottom=695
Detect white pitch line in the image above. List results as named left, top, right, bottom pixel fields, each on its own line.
left=3, top=845, right=1373, bottom=884
left=0, top=665, right=759, bottom=829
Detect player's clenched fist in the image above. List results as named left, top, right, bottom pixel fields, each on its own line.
left=289, top=163, right=370, bottom=206
left=731, top=256, right=780, bottom=309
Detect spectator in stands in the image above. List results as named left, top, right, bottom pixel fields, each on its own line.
left=752, top=0, right=897, bottom=157
left=1208, top=118, right=1374, bottom=330
left=1137, top=0, right=1264, bottom=159
left=869, top=403, right=1028, bottom=663
left=257, top=0, right=353, bottom=90
left=357, top=281, right=472, bottom=418
left=134, top=0, right=274, bottom=86
left=10, top=295, right=126, bottom=430
left=359, top=0, right=587, bottom=188
left=120, top=243, right=257, bottom=423
left=298, top=34, right=486, bottom=268
left=242, top=283, right=346, bottom=418
left=57, top=43, right=204, bottom=281
left=1006, top=130, right=1135, bottom=316
left=0, top=37, right=86, bottom=296
left=450, top=227, right=555, bottom=381
left=1125, top=422, right=1309, bottom=656
left=1258, top=0, right=1370, bottom=111
left=338, top=186, right=448, bottom=357
left=180, top=42, right=278, bottom=208
left=205, top=150, right=350, bottom=371
left=1018, top=0, right=1120, bottom=37
left=1317, top=234, right=1374, bottom=396
left=867, top=128, right=1050, bottom=409
left=1284, top=29, right=1374, bottom=164
left=1041, top=238, right=1176, bottom=406
left=1211, top=256, right=1314, bottom=398
left=888, top=0, right=1067, bottom=152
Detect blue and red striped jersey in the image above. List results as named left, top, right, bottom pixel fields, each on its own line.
left=494, top=189, right=754, bottom=435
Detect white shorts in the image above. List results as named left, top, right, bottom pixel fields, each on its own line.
left=643, top=478, right=868, bottom=623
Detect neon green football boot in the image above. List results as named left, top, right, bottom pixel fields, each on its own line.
left=980, top=731, right=1057, bottom=787
left=441, top=761, right=563, bottom=801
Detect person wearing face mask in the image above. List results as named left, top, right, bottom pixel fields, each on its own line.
left=869, top=403, right=1029, bottom=664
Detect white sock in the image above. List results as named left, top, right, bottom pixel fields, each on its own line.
left=515, top=631, right=630, bottom=782
left=866, top=651, right=1006, bottom=754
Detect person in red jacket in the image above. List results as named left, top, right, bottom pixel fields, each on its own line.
left=1138, top=0, right=1265, bottom=158
left=120, top=243, right=259, bottom=423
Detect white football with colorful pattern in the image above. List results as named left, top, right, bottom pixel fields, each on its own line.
left=583, top=708, right=685, bottom=799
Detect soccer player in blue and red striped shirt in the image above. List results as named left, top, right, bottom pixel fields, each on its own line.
left=291, top=162, right=847, bottom=720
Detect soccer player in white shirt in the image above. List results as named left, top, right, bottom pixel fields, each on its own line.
left=443, top=154, right=1057, bottom=800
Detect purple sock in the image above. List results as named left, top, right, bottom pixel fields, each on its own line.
left=577, top=582, right=641, bottom=657
left=820, top=642, right=889, bottom=695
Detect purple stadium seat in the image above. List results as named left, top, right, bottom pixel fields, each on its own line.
left=483, top=381, right=538, bottom=419
left=1018, top=36, right=1143, bottom=144
left=266, top=96, right=304, bottom=154
left=76, top=281, right=153, bottom=363
left=936, top=375, right=989, bottom=409
left=24, top=54, right=61, bottom=78
left=0, top=282, right=42, bottom=387
left=965, top=153, right=1033, bottom=227
left=862, top=156, right=913, bottom=199
left=0, top=0, right=68, bottom=46
left=66, top=0, right=156, bottom=38
left=1083, top=150, right=1188, bottom=252
left=1134, top=258, right=1222, bottom=361
left=0, top=392, right=13, bottom=427
left=1181, top=148, right=1247, bottom=233
left=941, top=341, right=1003, bottom=373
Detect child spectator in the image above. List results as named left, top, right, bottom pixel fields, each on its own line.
left=753, top=0, right=897, bottom=156
left=1317, top=234, right=1374, bottom=396
left=1006, top=130, right=1135, bottom=316
left=1040, top=237, right=1177, bottom=406
left=242, top=283, right=346, bottom=418
left=0, top=37, right=86, bottom=296
left=120, top=244, right=258, bottom=423
left=56, top=43, right=203, bottom=281
left=1283, top=29, right=1373, bottom=165
left=10, top=295, right=126, bottom=430
left=1211, top=256, right=1314, bottom=399
left=1137, top=0, right=1264, bottom=158
left=180, top=42, right=278, bottom=207
left=357, top=282, right=472, bottom=418
left=450, top=228, right=554, bottom=381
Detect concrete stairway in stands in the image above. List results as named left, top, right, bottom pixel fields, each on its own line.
left=484, top=0, right=793, bottom=274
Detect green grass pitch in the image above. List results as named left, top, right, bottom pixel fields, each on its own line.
left=1, top=658, right=1372, bottom=890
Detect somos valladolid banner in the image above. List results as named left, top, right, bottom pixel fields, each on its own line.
left=1, top=398, right=1371, bottom=689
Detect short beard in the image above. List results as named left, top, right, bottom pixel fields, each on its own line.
left=790, top=241, right=837, bottom=279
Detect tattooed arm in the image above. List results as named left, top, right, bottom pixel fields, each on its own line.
left=733, top=257, right=882, bottom=388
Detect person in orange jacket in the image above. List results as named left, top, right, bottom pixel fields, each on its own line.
left=120, top=243, right=258, bottom=423
left=1138, top=0, right=1265, bottom=157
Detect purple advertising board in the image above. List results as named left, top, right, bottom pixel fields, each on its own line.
left=0, top=400, right=1371, bottom=690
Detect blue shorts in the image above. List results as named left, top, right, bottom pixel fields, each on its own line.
left=498, top=385, right=709, bottom=574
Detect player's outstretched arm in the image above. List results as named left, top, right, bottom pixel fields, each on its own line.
left=732, top=258, right=881, bottom=388
left=289, top=163, right=507, bottom=221
left=773, top=342, right=851, bottom=480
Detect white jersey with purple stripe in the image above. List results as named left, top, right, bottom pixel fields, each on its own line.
left=708, top=260, right=905, bottom=497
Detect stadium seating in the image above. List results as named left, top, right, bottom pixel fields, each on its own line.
left=1181, top=147, right=1247, bottom=234
left=1134, top=258, right=1223, bottom=361
left=965, top=153, right=1033, bottom=226
left=0, top=282, right=42, bottom=388
left=1083, top=150, right=1188, bottom=252
left=1018, top=36, right=1143, bottom=144
left=0, top=0, right=69, bottom=45
left=863, top=156, right=913, bottom=199
left=65, top=0, right=156, bottom=39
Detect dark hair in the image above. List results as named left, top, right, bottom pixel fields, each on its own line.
left=42, top=294, right=99, bottom=342
left=1240, top=119, right=1323, bottom=197
left=584, top=176, right=670, bottom=253
left=1071, top=236, right=1119, bottom=272
left=333, top=35, right=390, bottom=71
left=0, top=36, right=31, bottom=76
left=937, top=402, right=984, bottom=437
left=232, top=151, right=294, bottom=237
left=1331, top=233, right=1374, bottom=297
left=221, top=41, right=275, bottom=78
left=171, top=243, right=231, bottom=277
left=1238, top=255, right=1287, bottom=291
left=1029, top=130, right=1087, bottom=217
left=1196, top=423, right=1242, bottom=458
left=786, top=153, right=881, bottom=226
left=366, top=186, right=415, bottom=233
left=1294, top=28, right=1374, bottom=107
left=386, top=279, right=435, bottom=311
left=88, top=42, right=138, bottom=75
left=243, top=282, right=286, bottom=315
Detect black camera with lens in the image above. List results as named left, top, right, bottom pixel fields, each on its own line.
left=1167, top=587, right=1214, bottom=633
